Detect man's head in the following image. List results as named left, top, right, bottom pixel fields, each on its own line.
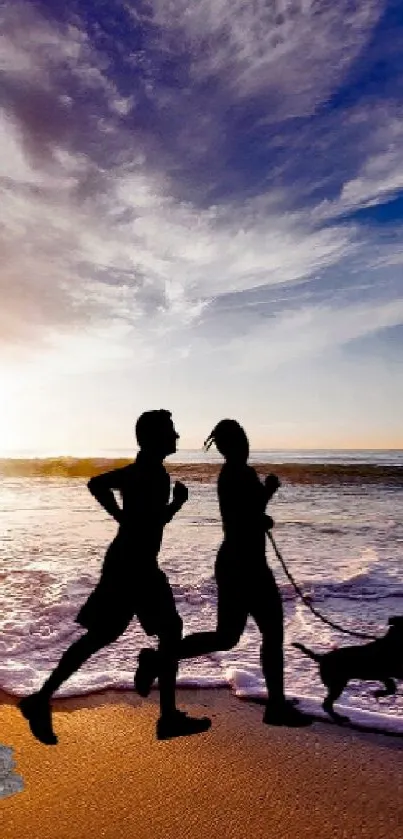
left=135, top=410, right=179, bottom=458
left=204, top=419, right=249, bottom=463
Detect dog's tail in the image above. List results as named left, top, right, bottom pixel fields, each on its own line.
left=293, top=642, right=322, bottom=662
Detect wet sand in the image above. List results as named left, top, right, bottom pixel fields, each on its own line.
left=2, top=687, right=403, bottom=839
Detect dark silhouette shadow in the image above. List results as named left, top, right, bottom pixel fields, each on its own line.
left=293, top=616, right=403, bottom=724
left=245, top=695, right=403, bottom=742
left=18, top=410, right=211, bottom=744
left=135, top=419, right=312, bottom=728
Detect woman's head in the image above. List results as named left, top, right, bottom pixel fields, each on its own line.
left=204, top=419, right=249, bottom=462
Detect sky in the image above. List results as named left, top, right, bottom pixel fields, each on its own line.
left=1, top=0, right=403, bottom=454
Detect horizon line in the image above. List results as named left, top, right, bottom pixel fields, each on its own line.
left=0, top=446, right=402, bottom=459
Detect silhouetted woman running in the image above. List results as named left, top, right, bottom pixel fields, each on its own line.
left=136, top=419, right=308, bottom=727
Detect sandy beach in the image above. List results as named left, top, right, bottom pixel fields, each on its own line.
left=2, top=687, right=403, bottom=839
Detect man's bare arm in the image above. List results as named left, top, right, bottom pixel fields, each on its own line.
left=87, top=469, right=125, bottom=523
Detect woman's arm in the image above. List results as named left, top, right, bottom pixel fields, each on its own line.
left=219, top=466, right=263, bottom=524
left=262, top=473, right=281, bottom=507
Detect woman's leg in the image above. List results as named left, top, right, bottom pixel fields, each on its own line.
left=179, top=576, right=248, bottom=658
left=250, top=566, right=310, bottom=726
left=250, top=567, right=285, bottom=706
left=181, top=544, right=248, bottom=657
left=135, top=549, right=248, bottom=697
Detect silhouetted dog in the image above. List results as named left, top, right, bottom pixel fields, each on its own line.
left=293, top=616, right=403, bottom=723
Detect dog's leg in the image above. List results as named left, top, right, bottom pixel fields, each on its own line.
left=373, top=678, right=397, bottom=698
left=323, top=681, right=349, bottom=724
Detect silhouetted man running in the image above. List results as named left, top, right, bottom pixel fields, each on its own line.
left=135, top=419, right=309, bottom=727
left=18, top=410, right=211, bottom=743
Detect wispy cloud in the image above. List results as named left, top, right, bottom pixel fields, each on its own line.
left=218, top=297, right=403, bottom=372
left=149, top=0, right=382, bottom=114
left=313, top=104, right=403, bottom=218
left=1, top=0, right=402, bottom=380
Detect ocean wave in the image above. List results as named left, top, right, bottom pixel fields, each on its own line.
left=172, top=568, right=403, bottom=605
left=4, top=565, right=402, bottom=617
left=280, top=573, right=403, bottom=603
left=0, top=457, right=402, bottom=485
left=282, top=520, right=398, bottom=535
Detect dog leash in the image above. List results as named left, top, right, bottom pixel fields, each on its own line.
left=267, top=530, right=378, bottom=641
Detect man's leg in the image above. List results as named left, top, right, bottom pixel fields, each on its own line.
left=156, top=610, right=182, bottom=719
left=138, top=571, right=212, bottom=739
left=156, top=617, right=214, bottom=739
left=251, top=567, right=311, bottom=727
left=18, top=625, right=122, bottom=744
left=156, top=613, right=211, bottom=738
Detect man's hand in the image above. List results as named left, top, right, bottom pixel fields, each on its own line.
left=164, top=481, right=188, bottom=524
left=173, top=481, right=188, bottom=506
left=264, top=473, right=281, bottom=494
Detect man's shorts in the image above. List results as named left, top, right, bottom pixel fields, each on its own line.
left=75, top=566, right=181, bottom=640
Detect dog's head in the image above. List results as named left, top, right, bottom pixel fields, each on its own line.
left=387, top=616, right=403, bottom=637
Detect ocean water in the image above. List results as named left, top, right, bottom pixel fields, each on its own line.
left=1, top=450, right=403, bottom=735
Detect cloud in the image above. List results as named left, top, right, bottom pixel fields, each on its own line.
left=0, top=0, right=401, bottom=381
left=0, top=63, right=360, bottom=357
left=313, top=105, right=403, bottom=218
left=110, top=172, right=359, bottom=302
left=0, top=111, right=101, bottom=349
left=148, top=0, right=382, bottom=115
left=217, top=297, right=403, bottom=372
